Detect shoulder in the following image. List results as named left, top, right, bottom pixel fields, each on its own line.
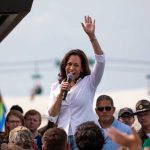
left=113, top=119, right=131, bottom=133
left=0, top=132, right=9, bottom=144
left=35, top=134, right=42, bottom=139
left=138, top=128, right=149, bottom=139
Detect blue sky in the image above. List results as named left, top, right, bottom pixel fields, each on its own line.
left=0, top=0, right=150, bottom=96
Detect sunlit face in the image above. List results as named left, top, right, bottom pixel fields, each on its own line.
left=137, top=110, right=150, bottom=127
left=95, top=100, right=115, bottom=124
left=25, top=115, right=41, bottom=133
left=6, top=115, right=22, bottom=131
left=65, top=55, right=83, bottom=81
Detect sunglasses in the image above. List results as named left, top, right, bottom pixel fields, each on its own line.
left=97, top=106, right=113, bottom=112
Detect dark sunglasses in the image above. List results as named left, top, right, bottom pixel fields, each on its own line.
left=97, top=106, right=113, bottom=112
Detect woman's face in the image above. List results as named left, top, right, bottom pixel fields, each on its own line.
left=65, top=55, right=83, bottom=81
left=6, top=115, right=22, bottom=131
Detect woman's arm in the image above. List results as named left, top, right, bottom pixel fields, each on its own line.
left=81, top=16, right=103, bottom=55
left=48, top=80, right=72, bottom=117
left=48, top=92, right=63, bottom=117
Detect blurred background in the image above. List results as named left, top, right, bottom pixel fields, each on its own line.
left=0, top=0, right=150, bottom=128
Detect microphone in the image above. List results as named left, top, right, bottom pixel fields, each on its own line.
left=62, top=72, right=73, bottom=100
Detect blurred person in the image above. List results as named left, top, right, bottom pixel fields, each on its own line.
left=8, top=125, right=33, bottom=150
left=95, top=95, right=131, bottom=150
left=0, top=110, right=24, bottom=149
left=107, top=127, right=141, bottom=150
left=38, top=120, right=55, bottom=136
left=42, top=127, right=67, bottom=150
left=134, top=99, right=150, bottom=145
left=10, top=105, right=23, bottom=114
left=48, top=16, right=105, bottom=150
left=24, top=109, right=42, bottom=150
left=118, top=107, right=135, bottom=127
left=144, top=148, right=150, bottom=150
left=142, top=138, right=150, bottom=150
left=74, top=121, right=105, bottom=150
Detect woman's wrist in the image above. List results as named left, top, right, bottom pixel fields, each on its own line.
left=89, top=34, right=97, bottom=42
left=90, top=37, right=97, bottom=42
left=57, top=92, right=63, bottom=100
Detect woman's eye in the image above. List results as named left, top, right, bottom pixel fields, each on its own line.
left=67, top=63, right=79, bottom=67
left=74, top=64, right=79, bottom=67
left=67, top=63, right=72, bottom=66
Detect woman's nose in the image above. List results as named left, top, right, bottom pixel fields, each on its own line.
left=70, top=66, right=73, bottom=71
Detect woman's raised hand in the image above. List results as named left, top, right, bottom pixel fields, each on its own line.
left=81, top=16, right=95, bottom=38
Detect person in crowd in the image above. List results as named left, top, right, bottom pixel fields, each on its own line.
left=95, top=94, right=131, bottom=150
left=118, top=107, right=135, bottom=127
left=142, top=138, right=150, bottom=150
left=10, top=105, right=24, bottom=114
left=38, top=120, right=55, bottom=136
left=8, top=125, right=33, bottom=150
left=107, top=127, right=141, bottom=150
left=74, top=121, right=105, bottom=150
left=144, top=147, right=150, bottom=150
left=134, top=99, right=150, bottom=146
left=42, top=127, right=67, bottom=150
left=0, top=110, right=24, bottom=149
left=24, top=109, right=42, bottom=150
left=48, top=15, right=105, bottom=149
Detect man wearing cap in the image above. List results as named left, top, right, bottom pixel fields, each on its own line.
left=134, top=99, right=150, bottom=145
left=118, top=107, right=135, bottom=127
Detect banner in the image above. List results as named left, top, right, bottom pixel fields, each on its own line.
left=0, top=93, right=6, bottom=131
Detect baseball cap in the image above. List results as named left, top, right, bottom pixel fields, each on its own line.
left=134, top=99, right=150, bottom=115
left=9, top=126, right=33, bottom=149
left=118, top=107, right=134, bottom=118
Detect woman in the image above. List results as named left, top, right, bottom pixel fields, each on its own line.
left=0, top=110, right=24, bottom=149
left=48, top=16, right=105, bottom=150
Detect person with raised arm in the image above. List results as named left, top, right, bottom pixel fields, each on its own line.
left=48, top=16, right=105, bottom=150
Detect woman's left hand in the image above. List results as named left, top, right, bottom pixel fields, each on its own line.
left=81, top=16, right=95, bottom=38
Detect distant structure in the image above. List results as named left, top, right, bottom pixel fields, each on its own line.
left=0, top=0, right=34, bottom=42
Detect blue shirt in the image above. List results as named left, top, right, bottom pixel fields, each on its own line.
left=35, top=134, right=42, bottom=150
left=102, top=118, right=132, bottom=150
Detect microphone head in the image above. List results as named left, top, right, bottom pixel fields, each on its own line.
left=67, top=72, right=73, bottom=83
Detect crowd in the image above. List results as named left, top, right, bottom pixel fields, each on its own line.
left=0, top=98, right=150, bottom=150
left=0, top=15, right=150, bottom=150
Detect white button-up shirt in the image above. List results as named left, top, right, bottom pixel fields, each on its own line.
left=48, top=54, right=105, bottom=135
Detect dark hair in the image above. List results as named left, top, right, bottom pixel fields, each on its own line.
left=24, top=109, right=42, bottom=124
left=75, top=121, right=105, bottom=150
left=96, top=95, right=114, bottom=107
left=42, top=127, right=67, bottom=150
left=38, top=120, right=55, bottom=136
left=58, top=49, right=91, bottom=83
left=10, top=105, right=23, bottom=114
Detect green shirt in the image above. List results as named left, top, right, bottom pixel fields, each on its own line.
left=142, top=138, right=150, bottom=150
